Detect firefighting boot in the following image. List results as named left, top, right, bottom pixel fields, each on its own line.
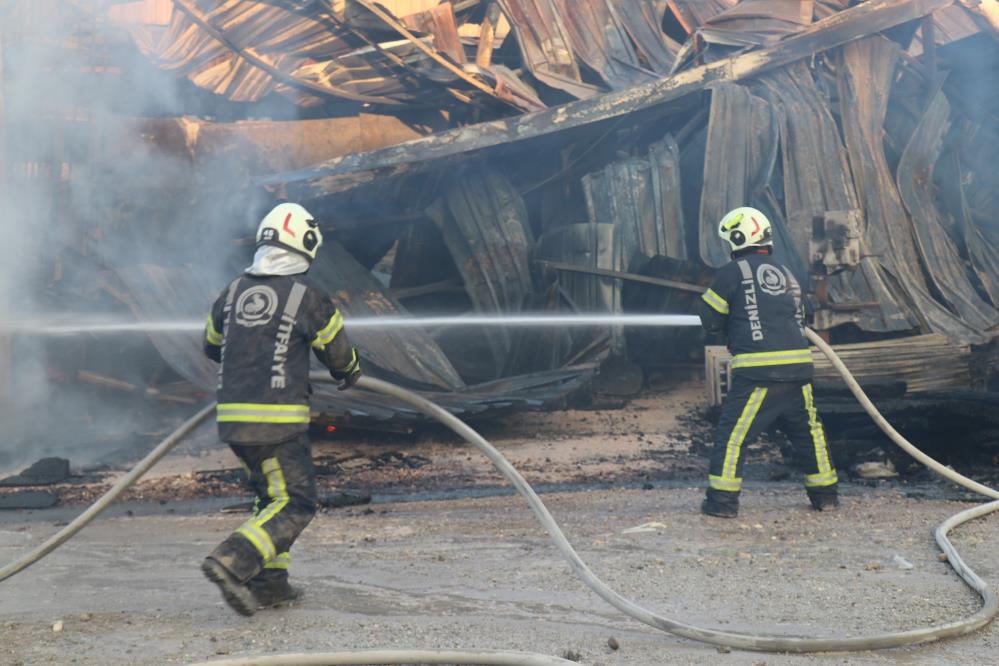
left=701, top=488, right=739, bottom=518
left=807, top=484, right=840, bottom=512
left=202, top=558, right=257, bottom=617
left=248, top=570, right=303, bottom=609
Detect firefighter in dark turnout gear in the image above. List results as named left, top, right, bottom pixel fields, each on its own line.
left=699, top=207, right=838, bottom=518
left=201, top=202, right=361, bottom=615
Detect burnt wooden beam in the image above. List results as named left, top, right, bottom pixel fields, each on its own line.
left=269, top=0, right=955, bottom=197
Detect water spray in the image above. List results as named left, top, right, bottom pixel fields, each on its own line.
left=0, top=313, right=702, bottom=336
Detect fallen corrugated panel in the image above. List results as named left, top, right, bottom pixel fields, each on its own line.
left=116, top=264, right=218, bottom=391
left=896, top=90, right=999, bottom=332
left=757, top=63, right=914, bottom=333
left=309, top=241, right=466, bottom=391
left=116, top=247, right=465, bottom=394
left=666, top=0, right=739, bottom=34
left=310, top=365, right=597, bottom=422
left=696, top=0, right=813, bottom=47
left=550, top=0, right=655, bottom=90
left=123, top=0, right=537, bottom=109
left=271, top=0, right=954, bottom=198
left=426, top=164, right=534, bottom=380
left=698, top=83, right=778, bottom=268
left=612, top=0, right=681, bottom=73
left=496, top=0, right=597, bottom=99
left=838, top=36, right=985, bottom=343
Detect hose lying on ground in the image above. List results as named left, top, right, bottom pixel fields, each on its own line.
left=2, top=329, right=998, bottom=662
left=0, top=403, right=216, bottom=583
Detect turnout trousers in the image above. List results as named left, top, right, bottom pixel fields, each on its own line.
left=208, top=434, right=318, bottom=583
left=706, top=377, right=838, bottom=511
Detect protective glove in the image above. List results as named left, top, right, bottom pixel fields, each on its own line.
left=336, top=354, right=362, bottom=391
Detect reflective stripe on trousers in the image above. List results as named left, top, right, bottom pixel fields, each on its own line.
left=236, top=457, right=289, bottom=563
left=802, top=383, right=837, bottom=488
left=709, top=387, right=768, bottom=492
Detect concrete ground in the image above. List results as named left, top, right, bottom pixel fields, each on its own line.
left=2, top=382, right=999, bottom=664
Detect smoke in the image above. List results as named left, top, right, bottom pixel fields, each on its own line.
left=0, top=2, right=270, bottom=471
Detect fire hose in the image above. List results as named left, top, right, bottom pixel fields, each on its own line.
left=2, top=328, right=998, bottom=663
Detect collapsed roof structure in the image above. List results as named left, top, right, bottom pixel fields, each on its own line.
left=3, top=0, right=999, bottom=443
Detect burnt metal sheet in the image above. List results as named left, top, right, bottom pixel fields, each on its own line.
left=550, top=0, right=655, bottom=90
left=116, top=264, right=223, bottom=391
left=666, top=0, right=739, bottom=34
left=124, top=0, right=540, bottom=110
left=695, top=0, right=813, bottom=48
left=536, top=222, right=623, bottom=351
left=582, top=140, right=686, bottom=267
left=757, top=63, right=913, bottom=333
left=943, top=151, right=999, bottom=308
left=583, top=157, right=661, bottom=272
left=310, top=364, right=596, bottom=422
left=426, top=165, right=534, bottom=379
left=838, top=37, right=984, bottom=342
left=648, top=134, right=688, bottom=261
left=309, top=241, right=465, bottom=391
left=698, top=83, right=779, bottom=268
left=272, top=0, right=955, bottom=199
left=896, top=90, right=999, bottom=332
left=612, top=0, right=680, bottom=73
left=117, top=250, right=465, bottom=394
left=496, top=0, right=595, bottom=99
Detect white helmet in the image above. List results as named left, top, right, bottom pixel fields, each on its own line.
left=718, top=207, right=772, bottom=252
left=256, top=203, right=323, bottom=261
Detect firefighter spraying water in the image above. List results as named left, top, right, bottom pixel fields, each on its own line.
left=200, top=203, right=362, bottom=615
left=699, top=207, right=838, bottom=518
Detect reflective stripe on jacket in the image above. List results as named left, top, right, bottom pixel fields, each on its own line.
left=699, top=251, right=813, bottom=382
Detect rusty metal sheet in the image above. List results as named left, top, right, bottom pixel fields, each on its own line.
left=426, top=165, right=534, bottom=379
left=698, top=83, right=779, bottom=268
left=273, top=0, right=955, bottom=199
left=612, top=0, right=680, bottom=73
left=838, top=36, right=984, bottom=342
left=756, top=63, right=914, bottom=333
left=896, top=90, right=999, bottom=332
left=309, top=241, right=466, bottom=391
